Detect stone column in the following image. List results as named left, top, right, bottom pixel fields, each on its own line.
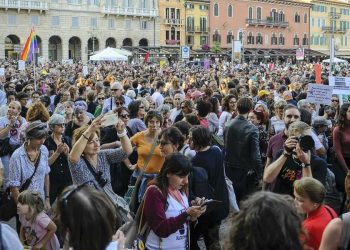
left=0, top=37, right=5, bottom=59
left=41, top=37, right=49, bottom=60
left=62, top=37, right=69, bottom=61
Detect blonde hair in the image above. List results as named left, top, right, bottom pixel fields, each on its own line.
left=18, top=190, right=44, bottom=224
left=26, top=102, right=50, bottom=122
left=293, top=177, right=326, bottom=204
left=287, top=121, right=311, bottom=137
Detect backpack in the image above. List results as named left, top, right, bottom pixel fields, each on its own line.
left=190, top=166, right=215, bottom=200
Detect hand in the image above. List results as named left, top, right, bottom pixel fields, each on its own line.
left=186, top=205, right=206, bottom=221
left=295, top=144, right=311, bottom=165
left=88, top=116, right=104, bottom=133
left=284, top=136, right=298, bottom=153
left=56, top=143, right=66, bottom=154
left=112, top=230, right=125, bottom=250
left=44, top=198, right=51, bottom=211
left=8, top=115, right=17, bottom=127
left=191, top=197, right=206, bottom=207
left=127, top=164, right=137, bottom=171
left=62, top=143, right=70, bottom=156
left=115, top=120, right=126, bottom=134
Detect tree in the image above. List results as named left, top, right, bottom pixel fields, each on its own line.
left=211, top=41, right=221, bottom=53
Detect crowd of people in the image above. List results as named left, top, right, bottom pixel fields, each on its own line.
left=0, top=58, right=349, bottom=250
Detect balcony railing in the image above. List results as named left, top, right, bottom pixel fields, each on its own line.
left=163, top=18, right=183, bottom=25
left=165, top=39, right=180, bottom=45
left=103, top=6, right=158, bottom=17
left=195, top=26, right=209, bottom=32
left=246, top=18, right=288, bottom=28
left=322, top=26, right=347, bottom=34
left=329, top=12, right=341, bottom=19
left=0, top=0, right=48, bottom=11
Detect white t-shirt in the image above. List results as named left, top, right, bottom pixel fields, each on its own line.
left=146, top=192, right=189, bottom=250
left=151, top=91, right=164, bottom=108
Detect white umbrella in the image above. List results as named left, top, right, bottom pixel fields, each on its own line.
left=322, top=57, right=348, bottom=64
left=90, top=47, right=128, bottom=61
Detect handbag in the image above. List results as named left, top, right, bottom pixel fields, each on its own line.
left=82, top=156, right=131, bottom=225
left=123, top=185, right=162, bottom=249
left=0, top=151, right=41, bottom=221
left=223, top=163, right=239, bottom=212
left=127, top=138, right=159, bottom=213
left=0, top=138, right=10, bottom=157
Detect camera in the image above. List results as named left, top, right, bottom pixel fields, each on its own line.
left=297, top=135, right=314, bottom=152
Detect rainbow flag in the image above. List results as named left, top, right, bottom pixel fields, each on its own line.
left=20, top=28, right=38, bottom=62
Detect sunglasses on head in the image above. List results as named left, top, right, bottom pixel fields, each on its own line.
left=61, top=180, right=99, bottom=206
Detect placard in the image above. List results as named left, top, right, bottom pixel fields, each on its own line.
left=328, top=76, right=350, bottom=95
left=0, top=68, right=4, bottom=76
left=296, top=48, right=304, bottom=61
left=307, top=84, right=333, bottom=105
left=83, top=65, right=88, bottom=76
left=18, top=60, right=25, bottom=71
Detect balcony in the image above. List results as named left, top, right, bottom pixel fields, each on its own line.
left=102, top=7, right=158, bottom=17
left=0, top=0, right=48, bottom=12
left=322, top=26, right=347, bottom=34
left=195, top=26, right=209, bottom=33
left=163, top=18, right=183, bottom=25
left=329, top=12, right=341, bottom=19
left=246, top=18, right=288, bottom=28
left=165, top=39, right=180, bottom=45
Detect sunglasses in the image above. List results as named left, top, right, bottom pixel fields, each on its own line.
left=331, top=99, right=339, bottom=103
left=120, top=114, right=129, bottom=118
left=111, top=89, right=121, bottom=92
left=115, top=102, right=124, bottom=105
left=98, top=97, right=105, bottom=100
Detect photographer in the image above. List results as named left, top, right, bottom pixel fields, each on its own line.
left=263, top=121, right=327, bottom=196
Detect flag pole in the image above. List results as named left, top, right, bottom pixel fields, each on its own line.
left=32, top=27, right=37, bottom=91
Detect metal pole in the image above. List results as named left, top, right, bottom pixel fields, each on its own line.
left=32, top=35, right=37, bottom=91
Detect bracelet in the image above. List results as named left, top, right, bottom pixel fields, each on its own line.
left=283, top=151, right=291, bottom=157
left=301, top=163, right=311, bottom=168
left=117, top=129, right=127, bottom=138
left=82, top=133, right=89, bottom=140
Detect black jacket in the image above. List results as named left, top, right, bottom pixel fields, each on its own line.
left=224, top=115, right=262, bottom=176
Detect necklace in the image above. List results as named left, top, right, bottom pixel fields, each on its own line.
left=25, top=144, right=39, bottom=163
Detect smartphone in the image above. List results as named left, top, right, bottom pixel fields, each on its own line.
left=200, top=199, right=222, bottom=207
left=101, top=113, right=118, bottom=127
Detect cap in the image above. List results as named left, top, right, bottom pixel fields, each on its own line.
left=111, top=82, right=123, bottom=90
left=258, top=90, right=270, bottom=97
left=312, top=116, right=329, bottom=127
left=49, top=114, right=65, bottom=125
left=283, top=91, right=293, bottom=101
left=191, top=90, right=204, bottom=99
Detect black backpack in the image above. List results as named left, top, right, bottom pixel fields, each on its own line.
left=190, top=166, right=215, bottom=200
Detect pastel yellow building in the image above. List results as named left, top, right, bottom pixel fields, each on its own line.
left=159, top=0, right=186, bottom=47
left=185, top=0, right=210, bottom=50
left=309, top=0, right=350, bottom=57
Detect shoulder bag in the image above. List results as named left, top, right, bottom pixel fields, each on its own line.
left=0, top=151, right=41, bottom=221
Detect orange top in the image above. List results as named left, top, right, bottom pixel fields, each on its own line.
left=131, top=131, right=165, bottom=174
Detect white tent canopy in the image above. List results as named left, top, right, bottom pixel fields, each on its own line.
left=90, top=47, right=128, bottom=61
left=322, top=57, right=348, bottom=64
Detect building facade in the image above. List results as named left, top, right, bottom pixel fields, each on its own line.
left=210, top=0, right=312, bottom=60
left=159, top=0, right=186, bottom=47
left=185, top=0, right=210, bottom=50
left=309, top=0, right=350, bottom=57
left=0, top=0, right=160, bottom=62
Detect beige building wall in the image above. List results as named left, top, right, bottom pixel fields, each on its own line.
left=0, top=0, right=160, bottom=62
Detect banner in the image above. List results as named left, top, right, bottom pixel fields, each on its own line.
left=296, top=48, right=304, bottom=61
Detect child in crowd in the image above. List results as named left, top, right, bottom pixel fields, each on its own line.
left=17, top=190, right=60, bottom=250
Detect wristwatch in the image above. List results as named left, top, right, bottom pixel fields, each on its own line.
left=301, top=163, right=311, bottom=168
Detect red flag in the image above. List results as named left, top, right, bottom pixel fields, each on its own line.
left=144, top=51, right=150, bottom=62
left=315, top=63, right=322, bottom=84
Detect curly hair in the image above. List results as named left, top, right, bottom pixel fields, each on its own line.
left=337, top=103, right=350, bottom=128
left=225, top=191, right=304, bottom=250
left=222, top=94, right=236, bottom=112
left=26, top=102, right=50, bottom=122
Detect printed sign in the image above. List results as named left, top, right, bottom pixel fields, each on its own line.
left=307, top=84, right=333, bottom=105
left=328, top=76, right=350, bottom=95
left=296, top=48, right=304, bottom=61
left=233, top=40, right=242, bottom=60
left=181, top=46, right=190, bottom=59
left=18, top=60, right=25, bottom=71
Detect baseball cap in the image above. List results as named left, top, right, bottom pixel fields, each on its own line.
left=258, top=90, right=270, bottom=97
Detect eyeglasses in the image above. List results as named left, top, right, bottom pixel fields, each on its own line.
left=331, top=99, right=339, bottom=103
left=111, top=89, right=121, bottom=92
left=181, top=106, right=187, bottom=109
left=120, top=114, right=129, bottom=118
left=98, top=97, right=105, bottom=100
left=115, top=102, right=124, bottom=105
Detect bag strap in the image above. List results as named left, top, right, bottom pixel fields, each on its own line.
left=20, top=151, right=41, bottom=192
left=82, top=156, right=107, bottom=188
left=325, top=205, right=335, bottom=219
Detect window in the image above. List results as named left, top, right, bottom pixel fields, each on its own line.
left=71, top=17, right=79, bottom=28
left=125, top=19, right=131, bottom=29
left=108, top=19, right=115, bottom=28
left=257, top=7, right=262, bottom=20
left=248, top=7, right=253, bottom=19
left=295, top=13, right=300, bottom=23
left=213, top=30, right=221, bottom=42
left=293, top=34, right=300, bottom=45
left=310, top=35, right=313, bottom=45
left=304, top=13, right=307, bottom=23
left=51, top=16, right=60, bottom=26
left=31, top=15, right=39, bottom=26
left=278, top=11, right=284, bottom=22
left=317, top=18, right=320, bottom=28
left=123, top=0, right=131, bottom=7
left=271, top=33, right=277, bottom=45
left=68, top=0, right=82, bottom=4
left=187, top=36, right=194, bottom=45
left=186, top=17, right=194, bottom=32
left=200, top=17, right=207, bottom=32
left=200, top=36, right=208, bottom=45
left=90, top=18, right=97, bottom=28
left=256, top=33, right=263, bottom=45
left=140, top=20, right=147, bottom=30
left=279, top=34, right=285, bottom=45
left=228, top=5, right=233, bottom=17
left=239, top=31, right=243, bottom=41
left=302, top=34, right=308, bottom=45
left=8, top=15, right=16, bottom=25
left=140, top=0, right=148, bottom=9
left=214, top=3, right=219, bottom=16
left=227, top=31, right=233, bottom=44
left=89, top=0, right=99, bottom=5
left=247, top=32, right=254, bottom=44
left=199, top=5, right=208, bottom=10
